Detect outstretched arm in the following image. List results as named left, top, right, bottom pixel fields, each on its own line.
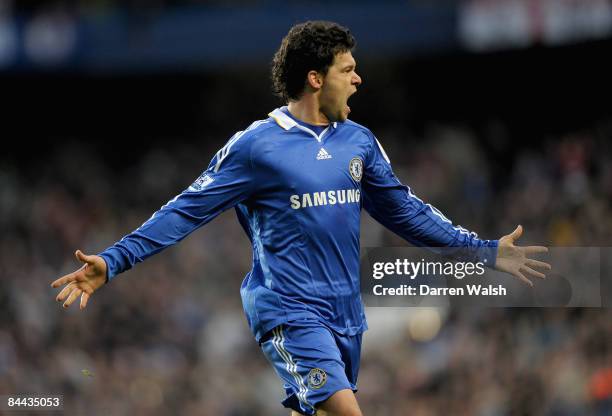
left=51, top=250, right=107, bottom=309
left=361, top=131, right=550, bottom=285
left=361, top=131, right=498, bottom=265
left=51, top=126, right=259, bottom=309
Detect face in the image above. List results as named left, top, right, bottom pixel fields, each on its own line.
left=318, top=51, right=362, bottom=122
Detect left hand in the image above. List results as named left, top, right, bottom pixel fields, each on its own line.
left=495, top=225, right=551, bottom=287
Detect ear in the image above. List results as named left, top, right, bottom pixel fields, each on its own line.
left=306, top=70, right=324, bottom=90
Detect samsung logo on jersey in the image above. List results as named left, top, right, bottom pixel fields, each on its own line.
left=290, top=189, right=360, bottom=209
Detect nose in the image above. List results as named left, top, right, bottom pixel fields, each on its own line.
left=352, top=72, right=362, bottom=86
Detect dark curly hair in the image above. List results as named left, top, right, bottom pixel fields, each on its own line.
left=271, top=21, right=356, bottom=103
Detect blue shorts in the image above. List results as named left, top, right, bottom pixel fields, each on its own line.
left=260, top=319, right=362, bottom=415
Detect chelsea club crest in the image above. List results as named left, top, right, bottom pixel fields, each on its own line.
left=349, top=157, right=363, bottom=182
left=307, top=368, right=327, bottom=389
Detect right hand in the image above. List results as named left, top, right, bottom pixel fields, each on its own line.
left=51, top=250, right=107, bottom=310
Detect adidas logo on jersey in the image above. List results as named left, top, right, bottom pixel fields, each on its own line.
left=316, top=148, right=332, bottom=160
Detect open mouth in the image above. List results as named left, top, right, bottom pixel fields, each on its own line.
left=347, top=88, right=358, bottom=111
left=346, top=93, right=355, bottom=114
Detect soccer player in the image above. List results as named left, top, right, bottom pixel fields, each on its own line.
left=51, top=21, right=551, bottom=416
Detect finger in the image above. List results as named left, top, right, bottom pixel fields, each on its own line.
left=51, top=271, right=78, bottom=288
left=75, top=250, right=96, bottom=265
left=81, top=284, right=93, bottom=295
left=513, top=269, right=533, bottom=287
left=523, top=246, right=548, bottom=255
left=80, top=292, right=90, bottom=310
left=520, top=266, right=546, bottom=280
left=526, top=259, right=552, bottom=270
left=507, top=225, right=523, bottom=242
left=63, top=288, right=82, bottom=308
left=56, top=283, right=76, bottom=302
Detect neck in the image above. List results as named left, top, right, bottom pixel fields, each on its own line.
left=287, top=97, right=330, bottom=126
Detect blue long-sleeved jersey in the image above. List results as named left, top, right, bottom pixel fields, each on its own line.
left=99, top=107, right=498, bottom=342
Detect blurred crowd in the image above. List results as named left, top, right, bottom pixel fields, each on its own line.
left=0, top=113, right=611, bottom=415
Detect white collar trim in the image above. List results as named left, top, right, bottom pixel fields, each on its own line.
left=268, top=107, right=297, bottom=131
left=268, top=107, right=337, bottom=131
left=268, top=107, right=337, bottom=143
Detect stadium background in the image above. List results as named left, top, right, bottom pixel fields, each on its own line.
left=1, top=0, right=612, bottom=414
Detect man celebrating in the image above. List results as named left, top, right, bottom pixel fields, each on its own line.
left=52, top=21, right=550, bottom=416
